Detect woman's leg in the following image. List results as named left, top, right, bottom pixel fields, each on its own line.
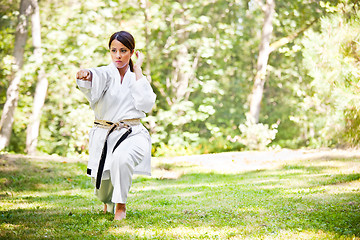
left=110, top=134, right=148, bottom=220
left=92, top=178, right=115, bottom=213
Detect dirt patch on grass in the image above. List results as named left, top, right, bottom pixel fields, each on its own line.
left=154, top=148, right=360, bottom=173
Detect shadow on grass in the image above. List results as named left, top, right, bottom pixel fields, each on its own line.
left=0, top=156, right=91, bottom=193
left=1, top=208, right=116, bottom=239
left=1, top=155, right=359, bottom=239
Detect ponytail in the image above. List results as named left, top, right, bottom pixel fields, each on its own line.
left=129, top=59, right=134, bottom=72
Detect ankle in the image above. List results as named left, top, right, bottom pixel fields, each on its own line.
left=116, top=203, right=126, bottom=212
left=114, top=203, right=126, bottom=220
left=103, top=204, right=107, bottom=213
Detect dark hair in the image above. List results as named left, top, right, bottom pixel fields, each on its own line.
left=108, top=31, right=135, bottom=72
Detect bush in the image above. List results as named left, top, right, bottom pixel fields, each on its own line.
left=228, top=116, right=278, bottom=151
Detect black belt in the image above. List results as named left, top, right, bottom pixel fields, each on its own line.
left=92, top=121, right=133, bottom=189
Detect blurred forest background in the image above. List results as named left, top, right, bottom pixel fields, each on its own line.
left=0, top=0, right=359, bottom=158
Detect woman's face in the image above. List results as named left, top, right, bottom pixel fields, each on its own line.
left=110, top=39, right=133, bottom=69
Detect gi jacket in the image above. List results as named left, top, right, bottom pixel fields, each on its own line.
left=76, top=62, right=156, bottom=178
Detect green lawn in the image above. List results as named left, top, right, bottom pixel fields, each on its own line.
left=0, top=153, right=359, bottom=239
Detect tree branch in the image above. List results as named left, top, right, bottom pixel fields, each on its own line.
left=269, top=18, right=319, bottom=52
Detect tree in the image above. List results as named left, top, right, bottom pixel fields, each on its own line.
left=248, top=0, right=332, bottom=124
left=248, top=0, right=275, bottom=124
left=300, top=1, right=360, bottom=147
left=0, top=0, right=34, bottom=151
left=25, top=0, right=48, bottom=155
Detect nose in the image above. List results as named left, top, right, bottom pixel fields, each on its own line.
left=116, top=51, right=121, bottom=59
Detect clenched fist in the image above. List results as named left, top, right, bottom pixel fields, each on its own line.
left=76, top=69, right=92, bottom=81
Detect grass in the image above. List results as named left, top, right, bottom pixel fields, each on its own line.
left=0, top=153, right=360, bottom=239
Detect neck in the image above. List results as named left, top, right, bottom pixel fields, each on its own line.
left=118, top=65, right=129, bottom=81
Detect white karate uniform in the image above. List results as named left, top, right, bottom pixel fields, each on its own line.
left=76, top=62, right=156, bottom=206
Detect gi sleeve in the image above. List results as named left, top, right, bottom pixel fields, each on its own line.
left=76, top=66, right=110, bottom=106
left=129, top=76, right=156, bottom=113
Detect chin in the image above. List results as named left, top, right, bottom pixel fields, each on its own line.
left=114, top=62, right=128, bottom=69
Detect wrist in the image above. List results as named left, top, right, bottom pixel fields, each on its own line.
left=134, top=66, right=144, bottom=80
left=133, top=65, right=142, bottom=71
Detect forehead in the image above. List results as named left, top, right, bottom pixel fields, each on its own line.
left=110, top=39, right=128, bottom=49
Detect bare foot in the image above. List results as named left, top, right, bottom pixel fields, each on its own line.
left=114, top=203, right=126, bottom=221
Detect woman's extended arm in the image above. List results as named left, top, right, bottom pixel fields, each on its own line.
left=75, top=66, right=111, bottom=107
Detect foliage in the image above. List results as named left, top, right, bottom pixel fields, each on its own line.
left=301, top=2, right=360, bottom=147
left=229, top=114, right=279, bottom=150
left=0, top=0, right=359, bottom=156
left=0, top=0, right=20, bottom=111
left=1, top=154, right=360, bottom=239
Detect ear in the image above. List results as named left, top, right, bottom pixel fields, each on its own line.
left=130, top=49, right=134, bottom=57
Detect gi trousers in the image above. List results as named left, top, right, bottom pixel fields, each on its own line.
left=91, top=133, right=148, bottom=211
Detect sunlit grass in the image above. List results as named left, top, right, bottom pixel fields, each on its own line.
left=0, top=153, right=359, bottom=239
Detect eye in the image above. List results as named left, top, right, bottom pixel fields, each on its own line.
left=121, top=49, right=127, bottom=53
left=111, top=49, right=116, bottom=52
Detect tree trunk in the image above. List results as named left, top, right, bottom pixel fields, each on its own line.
left=248, top=0, right=275, bottom=123
left=0, top=0, right=34, bottom=151
left=248, top=1, right=318, bottom=124
left=26, top=0, right=48, bottom=155
left=171, top=5, right=196, bottom=103
left=139, top=0, right=157, bottom=134
left=139, top=0, right=151, bottom=81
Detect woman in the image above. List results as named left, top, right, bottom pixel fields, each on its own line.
left=76, top=31, right=156, bottom=220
